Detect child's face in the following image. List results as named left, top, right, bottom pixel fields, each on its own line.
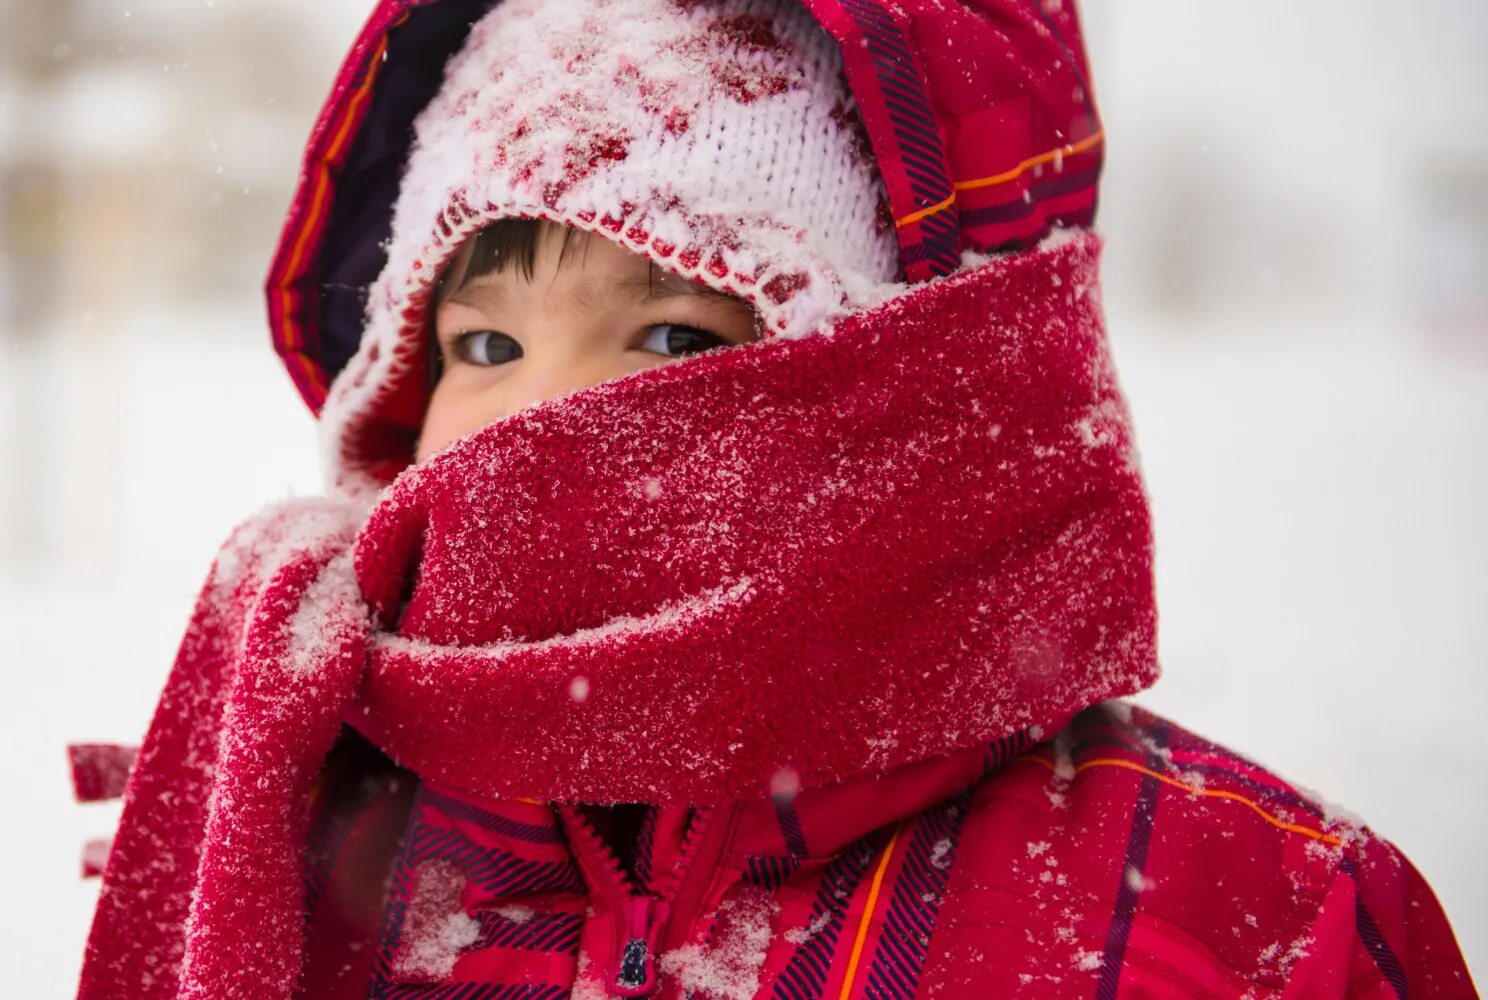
left=417, top=227, right=760, bottom=462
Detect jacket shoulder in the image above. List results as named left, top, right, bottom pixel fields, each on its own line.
left=915, top=703, right=1476, bottom=997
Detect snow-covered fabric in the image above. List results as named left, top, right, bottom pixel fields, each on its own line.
left=67, top=743, right=136, bottom=803
left=298, top=705, right=1476, bottom=998
left=78, top=232, right=1161, bottom=998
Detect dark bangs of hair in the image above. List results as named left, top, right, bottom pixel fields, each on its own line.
left=434, top=217, right=585, bottom=304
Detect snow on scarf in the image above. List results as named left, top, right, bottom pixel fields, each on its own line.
left=77, top=230, right=1158, bottom=998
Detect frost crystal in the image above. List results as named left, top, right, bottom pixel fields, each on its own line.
left=782, top=910, right=830, bottom=945
left=393, top=861, right=481, bottom=982
left=929, top=838, right=954, bottom=870
left=1124, top=866, right=1156, bottom=893
left=659, top=889, right=780, bottom=1000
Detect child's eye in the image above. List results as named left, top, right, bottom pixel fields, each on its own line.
left=640, top=323, right=729, bottom=359
left=451, top=330, right=521, bottom=366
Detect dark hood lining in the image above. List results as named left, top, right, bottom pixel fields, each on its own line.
left=315, top=0, right=496, bottom=386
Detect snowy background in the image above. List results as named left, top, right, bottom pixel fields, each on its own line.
left=2, top=1, right=1484, bottom=994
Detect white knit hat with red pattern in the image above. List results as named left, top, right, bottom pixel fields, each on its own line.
left=323, top=0, right=899, bottom=489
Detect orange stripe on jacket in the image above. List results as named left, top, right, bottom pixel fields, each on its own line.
left=1022, top=754, right=1344, bottom=846
left=895, top=130, right=1105, bottom=229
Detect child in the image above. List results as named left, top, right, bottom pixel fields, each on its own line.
left=74, top=0, right=1476, bottom=997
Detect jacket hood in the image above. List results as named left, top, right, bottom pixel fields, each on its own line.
left=265, top=0, right=1105, bottom=489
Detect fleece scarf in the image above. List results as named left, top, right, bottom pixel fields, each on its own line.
left=77, top=231, right=1157, bottom=999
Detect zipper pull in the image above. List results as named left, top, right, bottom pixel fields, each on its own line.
left=612, top=895, right=668, bottom=996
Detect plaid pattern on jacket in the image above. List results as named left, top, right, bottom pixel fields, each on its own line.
left=296, top=703, right=1475, bottom=998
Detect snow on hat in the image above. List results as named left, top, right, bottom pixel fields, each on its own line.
left=322, top=0, right=899, bottom=489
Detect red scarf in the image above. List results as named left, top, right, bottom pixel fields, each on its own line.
left=78, top=231, right=1157, bottom=998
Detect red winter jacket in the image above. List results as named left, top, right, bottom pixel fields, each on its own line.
left=294, top=703, right=1474, bottom=998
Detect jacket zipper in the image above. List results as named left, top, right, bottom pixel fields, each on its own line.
left=560, top=805, right=716, bottom=997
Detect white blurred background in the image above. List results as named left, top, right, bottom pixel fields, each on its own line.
left=2, top=1, right=1484, bottom=993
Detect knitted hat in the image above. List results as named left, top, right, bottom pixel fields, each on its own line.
left=322, top=0, right=900, bottom=489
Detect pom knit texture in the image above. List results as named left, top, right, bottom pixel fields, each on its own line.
left=322, top=0, right=898, bottom=493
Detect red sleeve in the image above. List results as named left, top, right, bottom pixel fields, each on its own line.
left=1343, top=836, right=1478, bottom=998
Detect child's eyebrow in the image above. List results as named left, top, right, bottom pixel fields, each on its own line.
left=442, top=281, right=502, bottom=311
left=578, top=271, right=740, bottom=311
left=439, top=268, right=742, bottom=313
